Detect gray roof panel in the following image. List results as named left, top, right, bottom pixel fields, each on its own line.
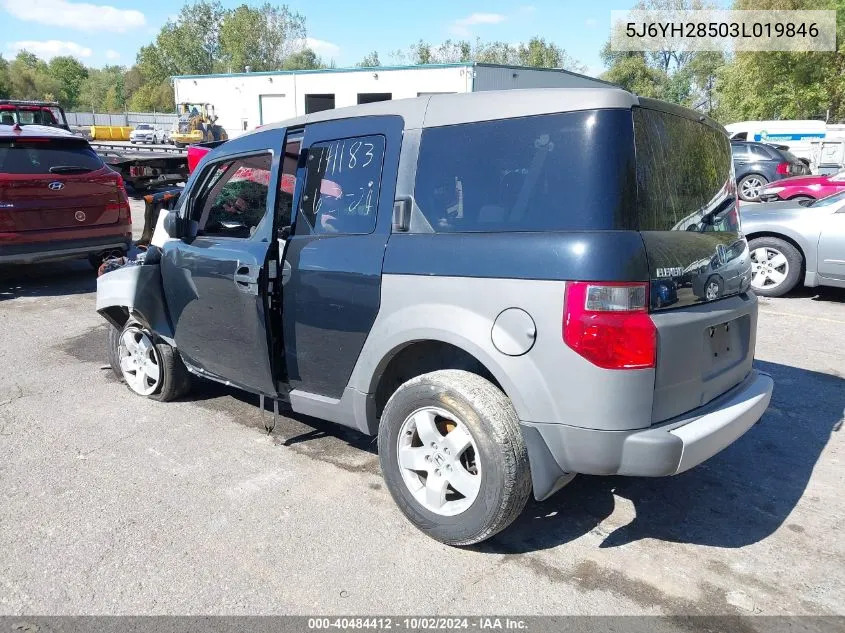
left=255, top=88, right=638, bottom=136
left=423, top=88, right=638, bottom=128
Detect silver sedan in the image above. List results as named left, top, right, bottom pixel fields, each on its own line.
left=740, top=191, right=845, bottom=296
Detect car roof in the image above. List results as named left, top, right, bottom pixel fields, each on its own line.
left=0, top=99, right=62, bottom=107
left=251, top=87, right=724, bottom=134
left=0, top=124, right=77, bottom=139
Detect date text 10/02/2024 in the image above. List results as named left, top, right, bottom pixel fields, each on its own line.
left=307, top=617, right=529, bottom=630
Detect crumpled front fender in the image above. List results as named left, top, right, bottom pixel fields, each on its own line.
left=95, top=264, right=174, bottom=341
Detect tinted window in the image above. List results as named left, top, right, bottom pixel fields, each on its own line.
left=0, top=140, right=103, bottom=174
left=778, top=148, right=802, bottom=164
left=634, top=107, right=734, bottom=231
left=731, top=143, right=749, bottom=160
left=413, top=110, right=636, bottom=233
left=194, top=153, right=271, bottom=238
left=749, top=144, right=775, bottom=160
left=296, top=135, right=385, bottom=235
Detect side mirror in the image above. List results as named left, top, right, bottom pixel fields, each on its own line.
left=163, top=210, right=182, bottom=239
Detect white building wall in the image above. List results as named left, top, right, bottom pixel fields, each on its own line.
left=473, top=65, right=611, bottom=91
left=174, top=66, right=471, bottom=139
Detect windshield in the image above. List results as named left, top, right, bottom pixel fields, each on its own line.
left=136, top=124, right=152, bottom=130
left=810, top=190, right=845, bottom=207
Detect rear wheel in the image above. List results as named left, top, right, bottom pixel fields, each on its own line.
left=378, top=370, right=531, bottom=546
left=109, top=320, right=191, bottom=401
left=738, top=174, right=768, bottom=202
left=748, top=237, right=803, bottom=297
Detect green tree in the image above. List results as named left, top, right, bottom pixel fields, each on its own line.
left=127, top=80, right=174, bottom=112
left=47, top=56, right=89, bottom=109
left=600, top=44, right=668, bottom=97
left=218, top=3, right=306, bottom=72
left=8, top=51, right=61, bottom=101
left=716, top=0, right=845, bottom=122
left=281, top=48, right=323, bottom=70
left=357, top=51, right=380, bottom=67
left=79, top=66, right=126, bottom=112
left=0, top=56, right=10, bottom=99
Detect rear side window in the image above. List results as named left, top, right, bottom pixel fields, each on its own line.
left=749, top=144, right=775, bottom=160
left=413, top=110, right=637, bottom=233
left=296, top=134, right=386, bottom=235
left=0, top=140, right=104, bottom=175
left=634, top=108, right=735, bottom=232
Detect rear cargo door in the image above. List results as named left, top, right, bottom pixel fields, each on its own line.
left=0, top=137, right=121, bottom=230
left=633, top=104, right=755, bottom=422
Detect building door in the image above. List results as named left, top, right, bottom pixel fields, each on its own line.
left=259, top=94, right=287, bottom=126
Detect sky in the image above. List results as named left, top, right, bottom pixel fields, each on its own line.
left=1, top=0, right=642, bottom=76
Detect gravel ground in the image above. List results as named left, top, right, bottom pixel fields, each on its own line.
left=0, top=201, right=843, bottom=619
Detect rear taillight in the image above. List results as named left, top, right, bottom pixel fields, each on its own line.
left=563, top=282, right=656, bottom=370
left=106, top=173, right=131, bottom=222
left=776, top=162, right=789, bottom=175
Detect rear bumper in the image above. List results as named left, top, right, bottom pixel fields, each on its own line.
left=0, top=235, right=131, bottom=264
left=521, top=370, right=774, bottom=500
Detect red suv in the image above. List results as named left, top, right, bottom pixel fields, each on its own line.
left=0, top=124, right=132, bottom=266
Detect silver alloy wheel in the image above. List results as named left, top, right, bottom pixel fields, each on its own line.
left=396, top=406, right=482, bottom=516
left=750, top=246, right=789, bottom=290
left=118, top=327, right=161, bottom=396
left=740, top=176, right=765, bottom=200
left=705, top=279, right=721, bottom=301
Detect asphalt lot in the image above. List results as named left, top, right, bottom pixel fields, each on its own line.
left=0, top=201, right=843, bottom=618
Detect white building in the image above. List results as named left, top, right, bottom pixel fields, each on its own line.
left=172, top=63, right=614, bottom=139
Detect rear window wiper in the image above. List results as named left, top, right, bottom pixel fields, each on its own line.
left=48, top=166, right=94, bottom=174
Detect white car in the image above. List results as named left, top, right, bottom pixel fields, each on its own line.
left=129, top=124, right=160, bottom=145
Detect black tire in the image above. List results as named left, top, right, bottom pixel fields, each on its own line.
left=738, top=174, right=769, bottom=202
left=704, top=275, right=724, bottom=301
left=109, top=320, right=192, bottom=401
left=788, top=195, right=814, bottom=203
left=378, top=369, right=531, bottom=546
left=748, top=236, right=803, bottom=297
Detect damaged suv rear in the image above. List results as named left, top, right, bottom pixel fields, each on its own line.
left=97, top=89, right=772, bottom=546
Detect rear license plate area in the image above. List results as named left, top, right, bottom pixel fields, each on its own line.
left=703, top=316, right=747, bottom=379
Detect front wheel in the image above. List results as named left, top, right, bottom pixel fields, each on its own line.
left=378, top=370, right=531, bottom=546
left=738, top=174, right=768, bottom=202
left=108, top=321, right=191, bottom=401
left=748, top=237, right=803, bottom=297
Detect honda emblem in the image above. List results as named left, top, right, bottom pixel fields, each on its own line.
left=74, top=211, right=86, bottom=222
left=48, top=181, right=64, bottom=191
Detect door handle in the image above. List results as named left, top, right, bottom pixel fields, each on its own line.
left=234, top=263, right=260, bottom=294
left=281, top=259, right=292, bottom=286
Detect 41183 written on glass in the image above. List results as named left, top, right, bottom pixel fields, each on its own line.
left=307, top=135, right=386, bottom=222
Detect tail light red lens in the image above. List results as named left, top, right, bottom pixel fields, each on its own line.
left=563, top=282, right=656, bottom=370
left=776, top=162, right=789, bottom=175
left=107, top=173, right=131, bottom=222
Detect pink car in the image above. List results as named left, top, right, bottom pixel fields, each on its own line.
left=759, top=169, right=845, bottom=202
